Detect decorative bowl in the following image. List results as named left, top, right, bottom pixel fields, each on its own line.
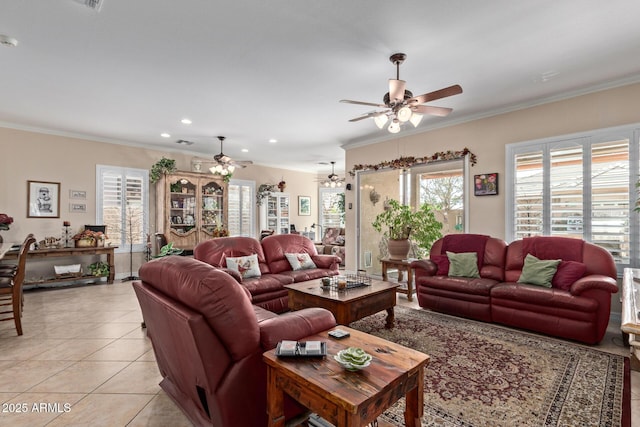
left=334, top=347, right=372, bottom=371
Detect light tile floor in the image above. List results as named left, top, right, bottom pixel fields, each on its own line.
left=0, top=282, right=637, bottom=426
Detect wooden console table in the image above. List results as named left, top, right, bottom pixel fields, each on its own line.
left=381, top=257, right=415, bottom=301
left=621, top=268, right=640, bottom=371
left=2, top=245, right=118, bottom=286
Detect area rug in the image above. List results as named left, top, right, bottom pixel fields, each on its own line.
left=349, top=307, right=631, bottom=427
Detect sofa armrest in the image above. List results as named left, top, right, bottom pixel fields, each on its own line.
left=311, top=254, right=341, bottom=270
left=570, top=275, right=618, bottom=296
left=259, top=308, right=336, bottom=349
left=411, top=259, right=437, bottom=277
left=220, top=267, right=242, bottom=283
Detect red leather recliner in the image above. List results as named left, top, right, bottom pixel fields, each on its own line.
left=133, top=256, right=336, bottom=426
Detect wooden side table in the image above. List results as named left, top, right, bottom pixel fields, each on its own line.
left=264, top=326, right=429, bottom=427
left=381, top=258, right=415, bottom=301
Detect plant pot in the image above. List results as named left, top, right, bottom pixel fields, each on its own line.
left=387, top=238, right=411, bottom=260
left=75, top=238, right=96, bottom=248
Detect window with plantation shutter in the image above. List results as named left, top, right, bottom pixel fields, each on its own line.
left=228, top=180, right=255, bottom=237
left=96, top=165, right=148, bottom=253
left=506, top=124, right=640, bottom=273
left=319, top=188, right=344, bottom=230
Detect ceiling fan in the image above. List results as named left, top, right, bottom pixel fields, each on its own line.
left=318, top=161, right=345, bottom=188
left=191, top=136, right=253, bottom=175
left=340, top=53, right=463, bottom=133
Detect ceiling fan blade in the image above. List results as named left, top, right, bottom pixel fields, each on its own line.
left=388, top=79, right=406, bottom=103
left=411, top=105, right=453, bottom=117
left=408, top=84, right=463, bottom=105
left=340, top=99, right=386, bottom=108
left=348, top=111, right=387, bottom=122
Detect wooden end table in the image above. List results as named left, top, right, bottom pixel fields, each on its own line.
left=285, top=278, right=399, bottom=328
left=381, top=258, right=415, bottom=302
left=264, top=326, right=429, bottom=427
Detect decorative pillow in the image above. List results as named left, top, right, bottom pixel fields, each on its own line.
left=431, top=255, right=450, bottom=275
left=285, top=253, right=317, bottom=271
left=226, top=254, right=261, bottom=279
left=552, top=261, right=587, bottom=291
left=446, top=252, right=480, bottom=278
left=335, top=235, right=345, bottom=245
left=322, top=228, right=340, bottom=245
left=517, top=254, right=561, bottom=287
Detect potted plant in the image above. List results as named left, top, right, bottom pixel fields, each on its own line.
left=88, top=261, right=110, bottom=277
left=372, top=199, right=442, bottom=259
left=150, top=157, right=177, bottom=184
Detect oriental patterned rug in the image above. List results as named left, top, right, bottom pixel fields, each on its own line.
left=349, top=307, right=630, bottom=427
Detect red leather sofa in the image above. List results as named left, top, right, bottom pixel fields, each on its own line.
left=134, top=256, right=336, bottom=427
left=194, top=234, right=341, bottom=313
left=411, top=234, right=618, bottom=344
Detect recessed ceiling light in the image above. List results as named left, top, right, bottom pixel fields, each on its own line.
left=160, top=133, right=171, bottom=138
left=181, top=118, right=192, bottom=125
left=241, top=148, right=249, bottom=153
left=0, top=34, right=18, bottom=47
left=269, top=139, right=277, bottom=143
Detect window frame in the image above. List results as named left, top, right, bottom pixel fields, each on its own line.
left=95, top=165, right=149, bottom=254
left=228, top=179, right=255, bottom=237
left=505, top=123, right=640, bottom=272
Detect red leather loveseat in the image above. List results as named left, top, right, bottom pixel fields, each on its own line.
left=411, top=234, right=618, bottom=344
left=133, top=256, right=336, bottom=427
left=194, top=234, right=341, bottom=313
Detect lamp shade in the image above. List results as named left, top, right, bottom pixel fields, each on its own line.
left=374, top=114, right=388, bottom=129
left=388, top=119, right=401, bottom=133
left=409, top=112, right=423, bottom=127
left=397, top=106, right=412, bottom=122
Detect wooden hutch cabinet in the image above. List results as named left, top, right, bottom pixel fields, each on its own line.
left=156, top=171, right=228, bottom=251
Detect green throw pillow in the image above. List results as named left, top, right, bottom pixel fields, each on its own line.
left=517, top=254, right=561, bottom=287
left=446, top=251, right=480, bottom=278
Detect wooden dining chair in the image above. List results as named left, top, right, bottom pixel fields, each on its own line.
left=0, top=234, right=35, bottom=336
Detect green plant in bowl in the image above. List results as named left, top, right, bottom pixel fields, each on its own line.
left=334, top=347, right=373, bottom=371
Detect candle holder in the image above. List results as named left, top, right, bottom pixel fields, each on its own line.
left=62, top=222, right=73, bottom=248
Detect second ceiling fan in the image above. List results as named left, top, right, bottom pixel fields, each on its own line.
left=340, top=53, right=462, bottom=133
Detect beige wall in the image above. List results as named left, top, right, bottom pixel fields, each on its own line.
left=0, top=127, right=319, bottom=280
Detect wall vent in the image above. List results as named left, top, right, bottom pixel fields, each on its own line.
left=72, top=0, right=103, bottom=11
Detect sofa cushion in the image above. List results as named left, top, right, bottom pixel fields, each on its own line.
left=517, top=254, right=560, bottom=288
left=322, top=227, right=341, bottom=245
left=447, top=252, right=480, bottom=278
left=491, top=283, right=598, bottom=313
left=552, top=261, right=587, bottom=291
left=278, top=268, right=334, bottom=282
left=194, top=237, right=271, bottom=275
left=242, top=274, right=293, bottom=296
left=418, top=275, right=500, bottom=297
left=226, top=254, right=262, bottom=279
left=285, top=253, right=317, bottom=270
left=430, top=255, right=450, bottom=275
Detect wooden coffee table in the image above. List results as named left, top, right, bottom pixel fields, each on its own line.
left=264, top=326, right=429, bottom=427
left=285, top=278, right=399, bottom=328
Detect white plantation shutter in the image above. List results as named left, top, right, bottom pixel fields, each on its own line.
left=319, top=188, right=344, bottom=229
left=96, top=165, right=148, bottom=252
left=507, top=125, right=639, bottom=272
left=228, top=180, right=255, bottom=237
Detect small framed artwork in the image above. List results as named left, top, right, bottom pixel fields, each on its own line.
left=27, top=180, right=61, bottom=218
left=69, top=190, right=86, bottom=199
left=298, top=196, right=311, bottom=216
left=69, top=203, right=87, bottom=213
left=474, top=173, right=498, bottom=196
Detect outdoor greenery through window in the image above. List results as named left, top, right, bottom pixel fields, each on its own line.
left=506, top=124, right=640, bottom=271
left=96, top=165, right=148, bottom=253
left=319, top=187, right=344, bottom=230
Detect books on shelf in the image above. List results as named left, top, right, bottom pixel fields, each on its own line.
left=276, top=340, right=326, bottom=357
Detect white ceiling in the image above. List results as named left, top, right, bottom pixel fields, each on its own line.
left=2, top=1, right=640, bottom=175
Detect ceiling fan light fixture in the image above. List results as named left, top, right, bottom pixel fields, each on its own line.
left=409, top=112, right=423, bottom=127
left=397, top=106, right=412, bottom=122
left=388, top=119, right=401, bottom=134
left=227, top=165, right=235, bottom=173
left=374, top=114, right=388, bottom=129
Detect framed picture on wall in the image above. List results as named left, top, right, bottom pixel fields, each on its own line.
left=298, top=196, right=311, bottom=216
left=474, top=173, right=498, bottom=196
left=27, top=180, right=61, bottom=218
